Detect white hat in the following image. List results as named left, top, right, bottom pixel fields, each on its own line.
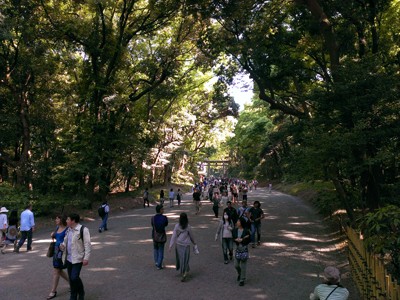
left=324, top=266, right=341, bottom=284
left=0, top=207, right=9, bottom=213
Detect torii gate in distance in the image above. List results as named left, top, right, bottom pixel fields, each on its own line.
left=199, top=159, right=230, bottom=177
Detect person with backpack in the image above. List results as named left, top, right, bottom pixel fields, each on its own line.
left=237, top=200, right=250, bottom=230
left=60, top=213, right=92, bottom=300
left=151, top=205, right=168, bottom=270
left=98, top=200, right=110, bottom=233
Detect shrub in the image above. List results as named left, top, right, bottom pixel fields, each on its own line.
left=359, top=205, right=400, bottom=281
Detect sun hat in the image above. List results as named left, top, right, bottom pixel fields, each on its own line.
left=0, top=207, right=9, bottom=213
left=324, top=266, right=341, bottom=284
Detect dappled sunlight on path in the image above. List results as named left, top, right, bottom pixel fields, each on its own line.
left=0, top=187, right=358, bottom=299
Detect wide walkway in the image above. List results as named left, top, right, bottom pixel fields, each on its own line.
left=0, top=187, right=358, bottom=299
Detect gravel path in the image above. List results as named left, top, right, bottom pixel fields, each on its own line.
left=0, top=187, right=359, bottom=299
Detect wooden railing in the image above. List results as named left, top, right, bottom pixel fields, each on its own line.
left=345, top=226, right=400, bottom=300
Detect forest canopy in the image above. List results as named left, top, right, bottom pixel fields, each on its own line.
left=1, top=0, right=399, bottom=222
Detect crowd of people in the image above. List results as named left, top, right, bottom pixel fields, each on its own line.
left=0, top=205, right=92, bottom=300
left=149, top=176, right=348, bottom=298
left=0, top=176, right=349, bottom=299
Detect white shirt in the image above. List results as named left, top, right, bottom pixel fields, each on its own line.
left=310, top=284, right=349, bottom=300
left=0, top=213, right=7, bottom=229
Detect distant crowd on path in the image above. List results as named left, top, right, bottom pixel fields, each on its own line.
left=149, top=177, right=266, bottom=286
left=150, top=176, right=349, bottom=298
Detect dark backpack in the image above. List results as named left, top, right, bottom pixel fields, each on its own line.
left=79, top=225, right=85, bottom=242
left=98, top=205, right=106, bottom=218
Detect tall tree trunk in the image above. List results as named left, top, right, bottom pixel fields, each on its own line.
left=328, top=165, right=355, bottom=224
left=295, top=0, right=340, bottom=80
left=15, top=88, right=32, bottom=188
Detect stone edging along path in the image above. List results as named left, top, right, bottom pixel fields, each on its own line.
left=1, top=187, right=359, bottom=299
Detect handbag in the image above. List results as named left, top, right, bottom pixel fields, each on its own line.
left=235, top=248, right=249, bottom=261
left=153, top=229, right=166, bottom=243
left=47, top=241, right=56, bottom=257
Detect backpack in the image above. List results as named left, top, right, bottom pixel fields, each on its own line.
left=98, top=205, right=106, bottom=218
left=79, top=225, right=86, bottom=243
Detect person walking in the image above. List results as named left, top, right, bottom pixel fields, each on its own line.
left=212, top=193, right=220, bottom=218
left=159, top=189, right=165, bottom=205
left=193, top=189, right=201, bottom=215
left=224, top=201, right=238, bottom=225
left=151, top=205, right=168, bottom=270
left=249, top=200, right=265, bottom=248
left=1, top=209, right=18, bottom=254
left=237, top=200, right=250, bottom=230
left=98, top=200, right=110, bottom=233
left=15, top=204, right=35, bottom=253
left=176, top=189, right=183, bottom=207
left=169, top=188, right=175, bottom=208
left=47, top=215, right=69, bottom=299
left=169, top=212, right=198, bottom=282
left=233, top=218, right=250, bottom=286
left=309, top=266, right=349, bottom=299
left=0, top=206, right=8, bottom=241
left=215, top=212, right=234, bottom=264
left=143, top=188, right=150, bottom=208
left=60, top=213, right=92, bottom=300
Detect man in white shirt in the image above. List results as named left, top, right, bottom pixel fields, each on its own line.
left=15, top=204, right=35, bottom=253
left=61, top=213, right=92, bottom=300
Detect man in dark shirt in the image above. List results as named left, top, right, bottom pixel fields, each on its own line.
left=193, top=189, right=201, bottom=214
left=224, top=201, right=238, bottom=225
left=249, top=201, right=264, bottom=248
left=151, top=205, right=168, bottom=269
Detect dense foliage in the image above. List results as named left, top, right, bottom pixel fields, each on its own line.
left=0, top=0, right=237, bottom=207
left=196, top=0, right=400, bottom=217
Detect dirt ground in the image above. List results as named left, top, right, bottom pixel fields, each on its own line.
left=0, top=187, right=359, bottom=299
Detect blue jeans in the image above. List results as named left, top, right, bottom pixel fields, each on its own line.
left=17, top=228, right=33, bottom=250
left=66, top=260, right=84, bottom=300
left=153, top=242, right=165, bottom=268
left=222, top=238, right=233, bottom=261
left=99, top=213, right=108, bottom=230
left=251, top=222, right=261, bottom=244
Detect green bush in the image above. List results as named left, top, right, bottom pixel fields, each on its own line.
left=0, top=182, right=90, bottom=216
left=359, top=205, right=400, bottom=281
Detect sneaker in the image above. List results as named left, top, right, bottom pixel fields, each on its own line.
left=239, top=281, right=245, bottom=286
left=224, top=260, right=228, bottom=264
left=98, top=228, right=102, bottom=233
left=157, top=266, right=163, bottom=270
left=257, top=241, right=261, bottom=246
